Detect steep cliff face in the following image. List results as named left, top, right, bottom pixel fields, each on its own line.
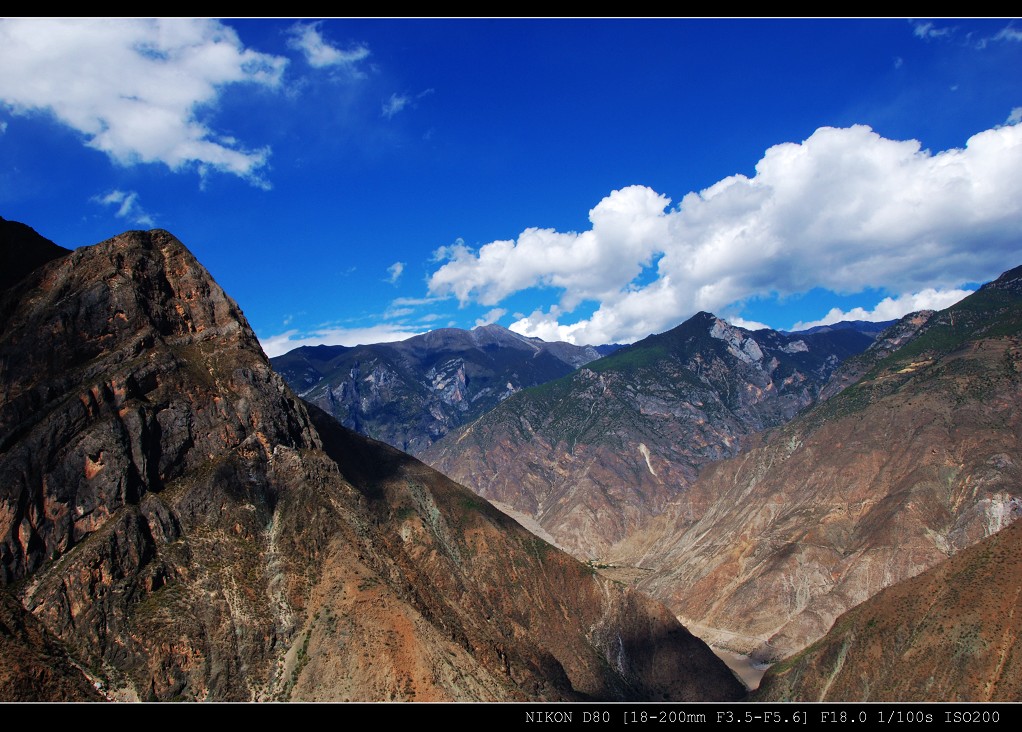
left=755, top=519, right=1022, bottom=701
left=0, top=225, right=743, bottom=702
left=627, top=269, right=1022, bottom=663
left=271, top=325, right=613, bottom=457
left=425, top=313, right=874, bottom=558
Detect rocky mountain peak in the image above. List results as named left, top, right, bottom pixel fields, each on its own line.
left=272, top=321, right=611, bottom=456
left=982, top=262, right=1022, bottom=293
left=708, top=317, right=765, bottom=364
left=426, top=310, right=877, bottom=558
left=626, top=265, right=1022, bottom=667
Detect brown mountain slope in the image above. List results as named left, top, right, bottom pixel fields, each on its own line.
left=425, top=314, right=873, bottom=559
left=0, top=225, right=743, bottom=701
left=623, top=270, right=1022, bottom=663
left=755, top=518, right=1022, bottom=701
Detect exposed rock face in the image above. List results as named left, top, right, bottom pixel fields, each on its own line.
left=0, top=588, right=101, bottom=701
left=271, top=325, right=614, bottom=457
left=0, top=225, right=743, bottom=702
left=755, top=518, right=1022, bottom=701
left=425, top=313, right=874, bottom=558
left=627, top=268, right=1022, bottom=663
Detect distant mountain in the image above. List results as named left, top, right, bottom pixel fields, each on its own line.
left=755, top=517, right=1022, bottom=701
left=271, top=324, right=616, bottom=456
left=0, top=222, right=743, bottom=702
left=793, top=319, right=897, bottom=336
left=624, top=267, right=1022, bottom=665
left=425, top=313, right=876, bottom=558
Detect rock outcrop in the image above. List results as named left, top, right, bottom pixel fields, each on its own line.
left=0, top=224, right=743, bottom=702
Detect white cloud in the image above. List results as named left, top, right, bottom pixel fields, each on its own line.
left=436, top=122, right=1022, bottom=346
left=259, top=324, right=424, bottom=358
left=386, top=261, right=405, bottom=284
left=286, top=22, right=369, bottom=71
left=0, top=120, right=6, bottom=134
left=1008, top=108, right=1022, bottom=125
left=475, top=308, right=507, bottom=327
left=391, top=295, right=443, bottom=307
left=723, top=316, right=770, bottom=331
left=790, top=289, right=975, bottom=331
left=430, top=185, right=671, bottom=310
left=0, top=18, right=285, bottom=185
left=382, top=93, right=410, bottom=119
left=992, top=26, right=1022, bottom=43
left=912, top=21, right=952, bottom=40
left=92, top=189, right=155, bottom=227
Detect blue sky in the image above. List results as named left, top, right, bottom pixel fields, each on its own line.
left=2, top=18, right=1021, bottom=355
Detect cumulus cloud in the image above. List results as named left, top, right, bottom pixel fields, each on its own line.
left=431, top=122, right=1022, bottom=346
left=1009, top=108, right=1022, bottom=125
left=0, top=18, right=285, bottom=185
left=386, top=261, right=405, bottom=284
left=790, top=288, right=975, bottom=331
left=286, top=22, right=369, bottom=71
left=92, top=189, right=156, bottom=227
left=259, top=324, right=424, bottom=358
left=475, top=308, right=507, bottom=327
left=430, top=185, right=671, bottom=310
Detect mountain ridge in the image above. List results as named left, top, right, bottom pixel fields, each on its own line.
left=424, top=311, right=877, bottom=558
left=271, top=323, right=616, bottom=456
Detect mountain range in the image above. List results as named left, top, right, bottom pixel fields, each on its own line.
left=4, top=212, right=1022, bottom=703
left=271, top=326, right=616, bottom=456
left=424, top=313, right=881, bottom=558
